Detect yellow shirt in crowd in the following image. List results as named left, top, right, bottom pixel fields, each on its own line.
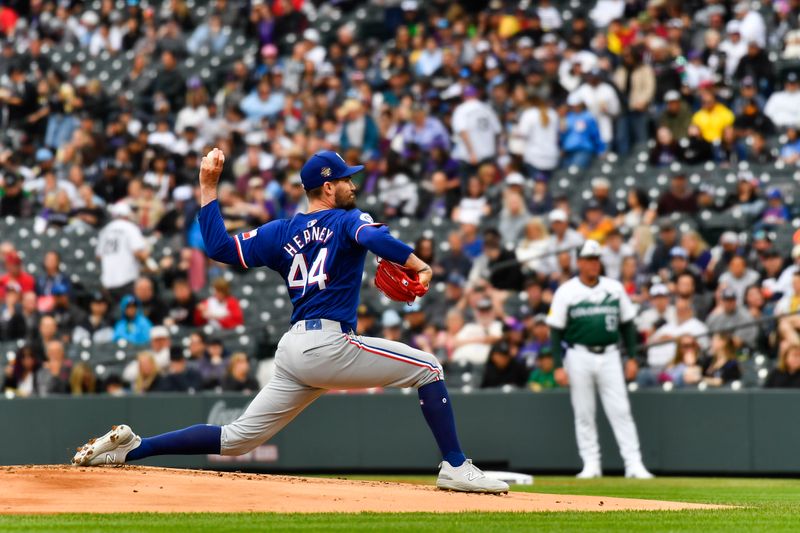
left=691, top=103, right=734, bottom=142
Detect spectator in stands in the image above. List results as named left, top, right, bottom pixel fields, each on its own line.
left=132, top=351, right=162, bottom=394
left=72, top=291, right=114, bottom=345
left=515, top=218, right=549, bottom=275
left=378, top=156, right=419, bottom=219
left=649, top=126, right=681, bottom=167
left=35, top=251, right=69, bottom=298
left=577, top=200, right=614, bottom=245
left=775, top=270, right=800, bottom=352
left=724, top=172, right=765, bottom=218
left=645, top=296, right=709, bottom=383
left=49, top=283, right=84, bottom=341
left=401, top=104, right=450, bottom=152
left=613, top=47, right=655, bottom=156
left=0, top=251, right=34, bottom=298
left=702, top=333, right=742, bottom=387
left=543, top=208, right=583, bottom=276
left=560, top=93, right=605, bottom=169
left=69, top=362, right=97, bottom=395
left=0, top=171, right=32, bottom=218
left=338, top=99, right=379, bottom=155
left=734, top=94, right=775, bottom=139
left=657, top=173, right=698, bottom=217
left=469, top=229, right=524, bottom=292
left=133, top=277, right=166, bottom=326
left=156, top=347, right=203, bottom=393
left=662, top=335, right=703, bottom=388
left=451, top=86, right=502, bottom=180
left=709, top=231, right=742, bottom=282
left=617, top=188, right=653, bottom=231
left=356, top=304, right=381, bottom=337
left=776, top=244, right=800, bottom=297
left=586, top=177, right=617, bottom=218
left=707, top=287, right=759, bottom=350
left=113, top=295, right=153, bottom=346
left=221, top=352, right=259, bottom=393
left=36, top=340, right=71, bottom=396
left=498, top=189, right=531, bottom=247
left=516, top=96, right=559, bottom=179
left=718, top=254, right=761, bottom=305
left=434, top=231, right=473, bottom=281
left=665, top=247, right=703, bottom=288
left=764, top=72, right=800, bottom=128
left=0, top=282, right=26, bottom=341
left=451, top=175, right=489, bottom=227
left=480, top=341, right=529, bottom=389
left=3, top=346, right=39, bottom=397
left=692, top=89, right=735, bottom=143
left=195, top=277, right=244, bottom=330
left=527, top=348, right=558, bottom=392
left=164, top=277, right=198, bottom=328
left=599, top=229, right=631, bottom=281
left=746, top=132, right=776, bottom=164
left=572, top=67, right=620, bottom=148
left=765, top=344, right=800, bottom=388
left=96, top=202, right=150, bottom=303
left=715, top=126, right=746, bottom=166
left=201, top=337, right=228, bottom=390
left=658, top=91, right=692, bottom=140
left=680, top=230, right=712, bottom=274
left=635, top=284, right=675, bottom=339
left=451, top=297, right=502, bottom=366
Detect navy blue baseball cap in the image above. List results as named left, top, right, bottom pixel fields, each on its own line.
left=299, top=151, right=364, bottom=191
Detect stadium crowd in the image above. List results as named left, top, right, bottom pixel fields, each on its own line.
left=3, top=0, right=800, bottom=397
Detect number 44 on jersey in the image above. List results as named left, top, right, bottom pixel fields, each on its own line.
left=288, top=247, right=329, bottom=295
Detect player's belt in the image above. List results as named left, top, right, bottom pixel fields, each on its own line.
left=292, top=319, right=352, bottom=334
left=570, top=343, right=615, bottom=355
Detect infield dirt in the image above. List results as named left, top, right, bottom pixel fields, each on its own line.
left=0, top=465, right=725, bottom=513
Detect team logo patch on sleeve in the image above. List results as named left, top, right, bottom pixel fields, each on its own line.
left=360, top=213, right=374, bottom=223
left=241, top=229, right=258, bottom=240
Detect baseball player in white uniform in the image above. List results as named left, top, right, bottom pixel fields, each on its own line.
left=547, top=240, right=654, bottom=479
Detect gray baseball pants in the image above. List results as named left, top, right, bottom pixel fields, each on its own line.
left=220, top=319, right=444, bottom=455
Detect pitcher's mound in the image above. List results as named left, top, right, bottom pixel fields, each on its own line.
left=0, top=465, right=723, bottom=514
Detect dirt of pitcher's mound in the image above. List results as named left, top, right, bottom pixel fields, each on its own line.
left=0, top=465, right=726, bottom=514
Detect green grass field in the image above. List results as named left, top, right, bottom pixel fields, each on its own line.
left=3, top=476, right=798, bottom=532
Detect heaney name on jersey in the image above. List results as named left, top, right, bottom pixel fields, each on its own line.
left=282, top=225, right=335, bottom=257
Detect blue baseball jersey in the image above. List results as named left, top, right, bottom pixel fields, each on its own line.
left=198, top=201, right=414, bottom=332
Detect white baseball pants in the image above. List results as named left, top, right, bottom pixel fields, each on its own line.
left=564, top=345, right=644, bottom=470
left=220, top=319, right=443, bottom=455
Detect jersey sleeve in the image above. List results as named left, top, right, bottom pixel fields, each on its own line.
left=618, top=283, right=637, bottom=323
left=546, top=284, right=569, bottom=329
left=343, top=209, right=414, bottom=265
left=233, top=220, right=283, bottom=270
left=343, top=209, right=384, bottom=242
left=127, top=225, right=147, bottom=253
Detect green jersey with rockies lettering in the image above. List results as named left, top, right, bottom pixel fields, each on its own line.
left=546, top=276, right=636, bottom=347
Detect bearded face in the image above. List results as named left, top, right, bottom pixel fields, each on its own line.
left=333, top=178, right=357, bottom=210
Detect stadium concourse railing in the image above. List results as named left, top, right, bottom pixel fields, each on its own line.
left=1, top=389, right=799, bottom=474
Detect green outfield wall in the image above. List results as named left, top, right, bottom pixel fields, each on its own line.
left=1, top=390, right=798, bottom=474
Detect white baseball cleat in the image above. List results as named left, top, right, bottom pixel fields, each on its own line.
left=71, top=425, right=141, bottom=466
left=576, top=464, right=603, bottom=479
left=625, top=464, right=655, bottom=479
left=436, top=459, right=509, bottom=494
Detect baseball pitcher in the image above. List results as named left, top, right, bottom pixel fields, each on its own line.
left=72, top=148, right=508, bottom=494
left=547, top=240, right=653, bottom=479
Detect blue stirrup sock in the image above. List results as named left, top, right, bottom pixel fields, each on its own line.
left=418, top=381, right=466, bottom=467
left=126, top=424, right=222, bottom=461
